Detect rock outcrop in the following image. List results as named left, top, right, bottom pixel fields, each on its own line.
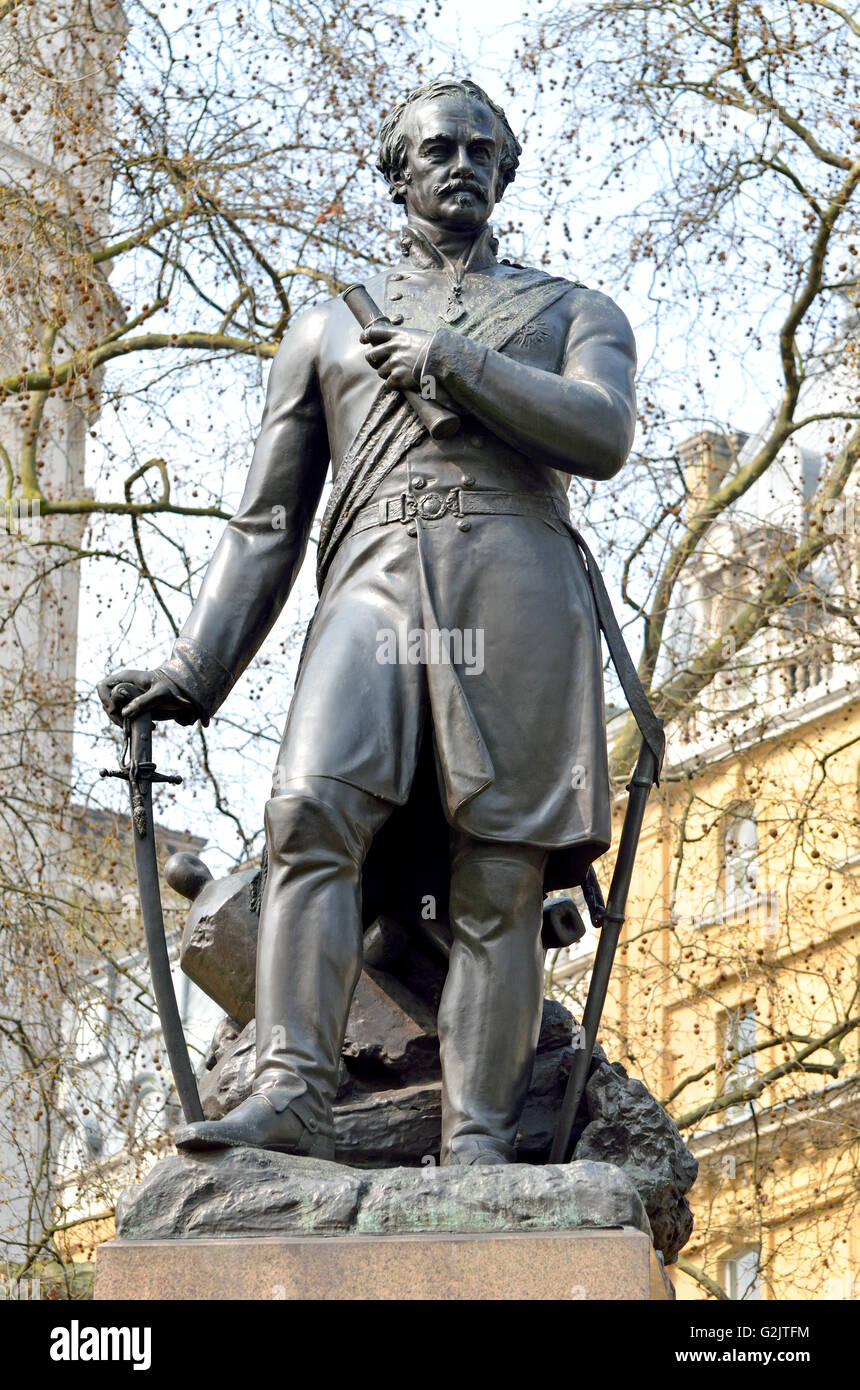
left=116, top=1149, right=652, bottom=1244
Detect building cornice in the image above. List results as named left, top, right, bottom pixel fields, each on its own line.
left=664, top=676, right=860, bottom=779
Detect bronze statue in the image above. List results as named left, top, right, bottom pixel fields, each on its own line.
left=99, top=77, right=646, bottom=1167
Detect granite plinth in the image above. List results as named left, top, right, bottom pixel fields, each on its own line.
left=95, top=1227, right=673, bottom=1301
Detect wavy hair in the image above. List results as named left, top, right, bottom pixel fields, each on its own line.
left=376, top=77, right=521, bottom=205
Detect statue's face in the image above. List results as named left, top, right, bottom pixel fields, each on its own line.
left=394, top=95, right=502, bottom=230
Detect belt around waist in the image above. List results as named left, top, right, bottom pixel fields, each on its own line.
left=347, top=487, right=570, bottom=533
left=341, top=486, right=666, bottom=780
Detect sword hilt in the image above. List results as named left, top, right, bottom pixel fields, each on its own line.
left=100, top=765, right=183, bottom=786
left=99, top=685, right=183, bottom=837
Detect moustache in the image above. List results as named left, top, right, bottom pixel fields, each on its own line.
left=432, top=180, right=486, bottom=203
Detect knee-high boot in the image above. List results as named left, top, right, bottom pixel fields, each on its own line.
left=438, top=837, right=547, bottom=1164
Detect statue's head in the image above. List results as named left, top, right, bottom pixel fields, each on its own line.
left=377, top=77, right=521, bottom=232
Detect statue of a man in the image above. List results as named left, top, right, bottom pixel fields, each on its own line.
left=99, top=77, right=637, bottom=1166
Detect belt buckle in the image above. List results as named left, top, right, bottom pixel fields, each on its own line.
left=399, top=488, right=463, bottom=522
left=417, top=491, right=444, bottom=520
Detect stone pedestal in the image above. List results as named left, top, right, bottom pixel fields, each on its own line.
left=93, top=1151, right=675, bottom=1301
left=95, top=1227, right=672, bottom=1301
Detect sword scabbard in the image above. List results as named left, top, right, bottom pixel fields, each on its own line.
left=119, top=705, right=204, bottom=1125
left=549, top=738, right=658, bottom=1163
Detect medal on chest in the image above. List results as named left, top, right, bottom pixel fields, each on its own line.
left=442, top=283, right=466, bottom=324
left=438, top=235, right=485, bottom=325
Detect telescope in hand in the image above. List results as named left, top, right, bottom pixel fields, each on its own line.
left=342, top=283, right=460, bottom=441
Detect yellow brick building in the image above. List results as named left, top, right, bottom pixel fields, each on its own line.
left=601, top=431, right=860, bottom=1301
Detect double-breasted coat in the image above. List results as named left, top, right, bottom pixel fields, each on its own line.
left=160, top=229, right=638, bottom=915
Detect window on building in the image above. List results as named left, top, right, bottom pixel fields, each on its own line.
left=722, top=1247, right=762, bottom=1301
left=723, top=803, right=758, bottom=908
left=134, top=1079, right=169, bottom=1145
left=58, top=1110, right=104, bottom=1171
left=722, top=1003, right=757, bottom=1120
left=75, top=965, right=117, bottom=1065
